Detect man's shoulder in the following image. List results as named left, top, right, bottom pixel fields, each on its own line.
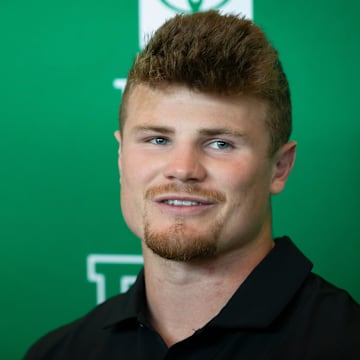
left=290, top=271, right=360, bottom=350
left=304, top=272, right=360, bottom=312
left=273, top=237, right=360, bottom=322
left=23, top=293, right=127, bottom=359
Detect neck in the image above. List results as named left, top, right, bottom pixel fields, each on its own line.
left=143, top=236, right=274, bottom=347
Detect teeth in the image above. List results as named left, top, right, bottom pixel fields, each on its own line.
left=165, top=200, right=200, bottom=206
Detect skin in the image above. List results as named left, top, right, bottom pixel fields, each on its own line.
left=115, top=84, right=296, bottom=345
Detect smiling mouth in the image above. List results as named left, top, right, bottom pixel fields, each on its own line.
left=145, top=184, right=226, bottom=205
left=163, top=199, right=202, bottom=206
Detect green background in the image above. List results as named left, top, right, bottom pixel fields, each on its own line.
left=1, top=0, right=359, bottom=358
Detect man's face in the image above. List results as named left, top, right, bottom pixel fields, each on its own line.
left=117, top=84, right=294, bottom=261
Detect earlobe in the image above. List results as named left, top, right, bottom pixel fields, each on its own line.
left=114, top=130, right=121, bottom=145
left=114, top=130, right=122, bottom=154
left=114, top=130, right=123, bottom=176
left=270, top=141, right=296, bottom=195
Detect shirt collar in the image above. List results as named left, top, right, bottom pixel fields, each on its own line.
left=103, top=237, right=312, bottom=330
left=208, top=236, right=313, bottom=329
left=103, top=268, right=147, bottom=329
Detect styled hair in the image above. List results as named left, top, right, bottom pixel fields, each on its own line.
left=120, top=10, right=291, bottom=154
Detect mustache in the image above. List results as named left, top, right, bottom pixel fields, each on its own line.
left=145, top=183, right=226, bottom=203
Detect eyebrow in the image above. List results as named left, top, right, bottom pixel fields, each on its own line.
left=198, top=128, right=246, bottom=139
left=132, top=125, right=175, bottom=135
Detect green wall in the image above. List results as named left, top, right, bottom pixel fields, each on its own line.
left=1, top=1, right=359, bottom=358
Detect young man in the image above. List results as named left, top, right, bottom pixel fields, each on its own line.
left=25, top=11, right=360, bottom=359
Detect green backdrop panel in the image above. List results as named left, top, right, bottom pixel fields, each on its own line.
left=1, top=1, right=359, bottom=358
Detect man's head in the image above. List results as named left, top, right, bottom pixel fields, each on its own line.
left=116, top=11, right=296, bottom=262
left=120, top=10, right=291, bottom=155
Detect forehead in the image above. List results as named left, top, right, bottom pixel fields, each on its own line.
left=123, top=84, right=268, bottom=134
left=130, top=84, right=266, bottom=117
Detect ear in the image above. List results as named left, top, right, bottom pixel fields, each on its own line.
left=114, top=130, right=121, bottom=145
left=270, top=141, right=296, bottom=195
left=114, top=130, right=122, bottom=173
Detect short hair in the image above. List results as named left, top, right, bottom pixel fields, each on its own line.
left=120, top=10, right=291, bottom=154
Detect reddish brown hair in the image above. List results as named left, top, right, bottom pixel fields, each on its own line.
left=120, top=11, right=291, bottom=154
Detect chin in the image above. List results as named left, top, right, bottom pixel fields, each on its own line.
left=143, top=223, right=220, bottom=261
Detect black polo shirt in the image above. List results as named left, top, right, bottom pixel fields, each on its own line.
left=24, top=237, right=360, bottom=359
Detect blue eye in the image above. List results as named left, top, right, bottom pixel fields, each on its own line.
left=209, top=140, right=231, bottom=150
left=150, top=137, right=168, bottom=145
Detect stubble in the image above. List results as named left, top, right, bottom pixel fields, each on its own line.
left=143, top=184, right=226, bottom=261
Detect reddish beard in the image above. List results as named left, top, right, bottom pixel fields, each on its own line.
left=143, top=184, right=226, bottom=261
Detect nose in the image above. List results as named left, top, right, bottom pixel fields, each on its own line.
left=163, top=145, right=206, bottom=183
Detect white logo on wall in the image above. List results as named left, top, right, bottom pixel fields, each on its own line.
left=87, top=254, right=143, bottom=304
left=113, top=0, right=253, bottom=91
left=140, top=0, right=253, bottom=49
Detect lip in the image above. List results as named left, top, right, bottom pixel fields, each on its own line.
left=152, top=193, right=217, bottom=216
left=153, top=193, right=216, bottom=205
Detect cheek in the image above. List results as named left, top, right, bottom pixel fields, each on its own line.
left=120, top=174, right=144, bottom=239
left=120, top=154, right=145, bottom=209
left=123, top=145, right=167, bottom=191
left=119, top=152, right=144, bottom=236
left=119, top=150, right=161, bottom=237
left=221, top=158, right=272, bottom=204
left=222, top=159, right=259, bottom=190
